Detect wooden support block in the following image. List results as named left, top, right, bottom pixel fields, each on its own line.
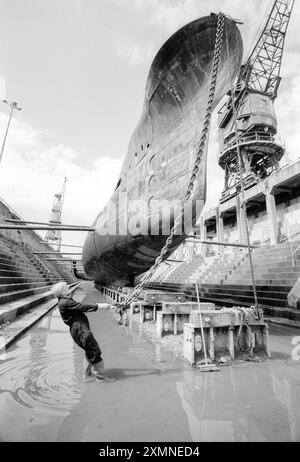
left=263, top=324, right=271, bottom=358
left=156, top=312, right=164, bottom=337
left=139, top=304, right=161, bottom=324
left=228, top=326, right=235, bottom=360
left=183, top=324, right=196, bottom=365
left=209, top=327, right=215, bottom=361
left=156, top=311, right=189, bottom=337
left=162, top=302, right=201, bottom=314
left=247, top=326, right=254, bottom=358
left=143, top=292, right=186, bottom=304
left=130, top=301, right=141, bottom=316
left=174, top=313, right=178, bottom=335
left=139, top=305, right=144, bottom=324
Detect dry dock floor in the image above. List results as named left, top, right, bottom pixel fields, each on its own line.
left=0, top=281, right=299, bottom=442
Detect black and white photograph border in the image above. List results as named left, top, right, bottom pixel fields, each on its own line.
left=0, top=0, right=299, bottom=448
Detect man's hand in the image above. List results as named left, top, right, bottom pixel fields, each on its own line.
left=115, top=303, right=129, bottom=326
left=97, top=303, right=110, bottom=310
left=115, top=303, right=130, bottom=314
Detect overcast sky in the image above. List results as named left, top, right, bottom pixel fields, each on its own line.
left=0, top=0, right=299, bottom=250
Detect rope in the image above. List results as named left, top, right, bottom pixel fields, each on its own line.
left=117, top=12, right=226, bottom=310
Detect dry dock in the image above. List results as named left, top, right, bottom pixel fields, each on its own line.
left=0, top=281, right=299, bottom=442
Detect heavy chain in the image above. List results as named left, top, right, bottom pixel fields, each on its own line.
left=119, top=13, right=225, bottom=309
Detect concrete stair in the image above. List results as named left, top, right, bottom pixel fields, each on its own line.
left=145, top=280, right=300, bottom=326
left=0, top=235, right=77, bottom=313
left=145, top=238, right=300, bottom=326
left=0, top=236, right=76, bottom=285
left=0, top=281, right=79, bottom=351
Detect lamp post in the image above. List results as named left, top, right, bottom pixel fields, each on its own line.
left=0, top=100, right=22, bottom=164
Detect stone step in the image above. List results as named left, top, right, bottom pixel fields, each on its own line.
left=232, top=267, right=300, bottom=276
left=0, top=265, right=49, bottom=280
left=225, top=278, right=294, bottom=286
left=0, top=280, right=60, bottom=294
left=199, top=286, right=289, bottom=300
left=0, top=255, right=37, bottom=267
left=186, top=293, right=300, bottom=323
left=0, top=270, right=59, bottom=283
left=198, top=290, right=288, bottom=307
left=0, top=290, right=55, bottom=325
left=0, top=282, right=80, bottom=351
left=233, top=262, right=300, bottom=271
left=0, top=253, right=38, bottom=268
left=0, top=285, right=56, bottom=305
left=0, top=259, right=43, bottom=272
left=145, top=282, right=300, bottom=324
left=198, top=282, right=291, bottom=293
left=251, top=254, right=299, bottom=262
left=0, top=275, right=57, bottom=284
left=261, top=306, right=300, bottom=323
left=225, top=273, right=299, bottom=282
left=264, top=316, right=300, bottom=330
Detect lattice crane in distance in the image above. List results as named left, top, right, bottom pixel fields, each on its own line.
left=218, top=0, right=295, bottom=201
left=45, top=177, right=68, bottom=252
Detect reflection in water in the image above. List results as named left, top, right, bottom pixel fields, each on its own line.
left=0, top=311, right=81, bottom=441
left=176, top=361, right=300, bottom=442
left=126, top=315, right=179, bottom=365
left=1, top=301, right=300, bottom=442
left=127, top=317, right=144, bottom=345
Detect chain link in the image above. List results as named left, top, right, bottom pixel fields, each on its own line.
left=119, top=13, right=225, bottom=309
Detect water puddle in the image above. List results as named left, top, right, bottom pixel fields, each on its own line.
left=0, top=295, right=299, bottom=442
left=0, top=311, right=81, bottom=441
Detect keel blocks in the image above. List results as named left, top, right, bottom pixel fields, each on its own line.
left=183, top=307, right=271, bottom=365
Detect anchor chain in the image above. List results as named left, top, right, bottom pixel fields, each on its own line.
left=118, top=12, right=225, bottom=310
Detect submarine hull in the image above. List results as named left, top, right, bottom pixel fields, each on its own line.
left=82, top=14, right=243, bottom=285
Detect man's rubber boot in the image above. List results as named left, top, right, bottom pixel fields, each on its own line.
left=83, top=359, right=94, bottom=382
left=91, top=360, right=105, bottom=381
left=85, top=361, right=93, bottom=376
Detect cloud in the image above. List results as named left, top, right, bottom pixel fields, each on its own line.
left=114, top=37, right=155, bottom=66
left=0, top=113, right=122, bottom=247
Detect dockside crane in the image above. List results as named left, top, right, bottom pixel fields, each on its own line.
left=45, top=177, right=67, bottom=252
left=218, top=0, right=295, bottom=201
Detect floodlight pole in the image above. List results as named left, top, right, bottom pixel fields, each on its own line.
left=0, top=100, right=22, bottom=164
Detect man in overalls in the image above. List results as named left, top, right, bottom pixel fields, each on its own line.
left=53, top=282, right=108, bottom=381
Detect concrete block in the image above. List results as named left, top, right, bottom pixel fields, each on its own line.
left=156, top=311, right=190, bottom=337
left=161, top=302, right=215, bottom=314
left=142, top=291, right=185, bottom=304
left=139, top=303, right=162, bottom=324
left=183, top=312, right=270, bottom=365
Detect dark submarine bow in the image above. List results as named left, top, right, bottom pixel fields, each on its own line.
left=82, top=14, right=243, bottom=286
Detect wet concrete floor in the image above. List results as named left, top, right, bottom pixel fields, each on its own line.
left=0, top=282, right=299, bottom=442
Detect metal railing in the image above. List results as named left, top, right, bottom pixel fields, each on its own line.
left=280, top=229, right=300, bottom=266
left=222, top=131, right=280, bottom=154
